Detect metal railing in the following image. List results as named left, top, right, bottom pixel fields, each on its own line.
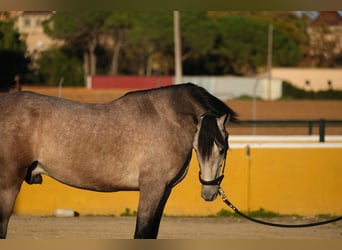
left=233, top=119, right=342, bottom=142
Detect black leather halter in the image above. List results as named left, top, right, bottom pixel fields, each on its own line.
left=199, top=172, right=225, bottom=186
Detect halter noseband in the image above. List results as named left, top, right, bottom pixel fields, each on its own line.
left=199, top=172, right=225, bottom=186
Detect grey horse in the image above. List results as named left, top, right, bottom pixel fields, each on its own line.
left=0, top=83, right=238, bottom=239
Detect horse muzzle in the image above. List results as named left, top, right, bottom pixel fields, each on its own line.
left=199, top=172, right=224, bottom=201
left=201, top=185, right=220, bottom=201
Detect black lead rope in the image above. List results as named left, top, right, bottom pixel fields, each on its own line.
left=218, top=188, right=342, bottom=228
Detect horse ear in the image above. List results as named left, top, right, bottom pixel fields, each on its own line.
left=217, top=114, right=229, bottom=128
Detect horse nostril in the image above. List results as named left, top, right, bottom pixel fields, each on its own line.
left=210, top=192, right=218, bottom=201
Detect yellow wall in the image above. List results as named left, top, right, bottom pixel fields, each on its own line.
left=14, top=145, right=342, bottom=216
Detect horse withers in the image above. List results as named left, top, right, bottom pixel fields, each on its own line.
left=0, top=83, right=238, bottom=239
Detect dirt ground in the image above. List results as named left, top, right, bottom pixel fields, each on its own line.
left=6, top=215, right=342, bottom=239
left=5, top=87, right=341, bottom=241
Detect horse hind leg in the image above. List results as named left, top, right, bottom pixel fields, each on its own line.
left=0, top=168, right=24, bottom=238
left=0, top=161, right=44, bottom=238
left=0, top=187, right=21, bottom=238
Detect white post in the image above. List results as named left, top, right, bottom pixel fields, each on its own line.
left=267, top=24, right=273, bottom=100
left=252, top=77, right=260, bottom=135
left=173, top=11, right=183, bottom=84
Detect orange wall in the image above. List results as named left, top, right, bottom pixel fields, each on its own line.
left=14, top=145, right=342, bottom=216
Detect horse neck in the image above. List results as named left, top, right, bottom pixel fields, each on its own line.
left=114, top=86, right=205, bottom=133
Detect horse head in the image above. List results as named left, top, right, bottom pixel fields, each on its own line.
left=193, top=112, right=229, bottom=201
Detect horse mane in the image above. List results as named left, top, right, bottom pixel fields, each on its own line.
left=183, top=83, right=238, bottom=159
left=185, top=83, right=239, bottom=123
left=122, top=82, right=238, bottom=120
left=198, top=115, right=227, bottom=159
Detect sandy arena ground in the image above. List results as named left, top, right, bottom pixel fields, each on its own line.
left=5, top=88, right=341, bottom=243
left=6, top=215, right=342, bottom=239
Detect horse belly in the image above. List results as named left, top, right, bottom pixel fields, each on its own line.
left=34, top=123, right=141, bottom=191
left=35, top=156, right=140, bottom=192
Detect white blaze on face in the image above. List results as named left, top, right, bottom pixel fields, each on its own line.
left=193, top=114, right=229, bottom=201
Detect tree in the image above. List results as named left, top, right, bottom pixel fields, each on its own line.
left=104, top=12, right=134, bottom=75
left=37, top=47, right=83, bottom=86
left=181, top=12, right=218, bottom=60
left=0, top=20, right=26, bottom=50
left=180, top=12, right=221, bottom=75
left=182, top=14, right=301, bottom=75
left=127, top=12, right=173, bottom=75
left=37, top=11, right=306, bottom=80
left=0, top=20, right=30, bottom=91
left=244, top=12, right=305, bottom=67
left=44, top=11, right=111, bottom=84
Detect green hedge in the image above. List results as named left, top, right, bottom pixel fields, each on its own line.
left=282, top=81, right=342, bottom=100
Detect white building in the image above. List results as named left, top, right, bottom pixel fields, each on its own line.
left=14, top=11, right=56, bottom=55
left=182, top=76, right=282, bottom=100
left=271, top=68, right=342, bottom=91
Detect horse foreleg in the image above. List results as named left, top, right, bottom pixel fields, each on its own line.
left=134, top=183, right=172, bottom=239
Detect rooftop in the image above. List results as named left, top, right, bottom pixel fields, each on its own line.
left=312, top=11, right=342, bottom=26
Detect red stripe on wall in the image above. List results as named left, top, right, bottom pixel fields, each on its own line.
left=90, top=76, right=174, bottom=89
